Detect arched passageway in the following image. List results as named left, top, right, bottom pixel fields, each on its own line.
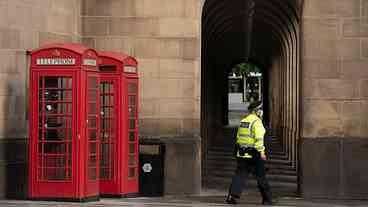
left=201, top=0, right=302, bottom=192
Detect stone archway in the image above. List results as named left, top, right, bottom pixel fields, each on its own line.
left=200, top=0, right=301, bottom=193
left=201, top=0, right=368, bottom=200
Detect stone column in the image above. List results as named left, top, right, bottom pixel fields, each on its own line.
left=300, top=0, right=368, bottom=199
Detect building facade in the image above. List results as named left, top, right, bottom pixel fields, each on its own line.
left=0, top=0, right=367, bottom=199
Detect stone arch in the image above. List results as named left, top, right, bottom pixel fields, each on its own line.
left=200, top=0, right=302, bottom=191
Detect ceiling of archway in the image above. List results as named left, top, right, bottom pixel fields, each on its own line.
left=202, top=0, right=300, bottom=68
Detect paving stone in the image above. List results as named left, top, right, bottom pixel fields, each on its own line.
left=1, top=192, right=368, bottom=207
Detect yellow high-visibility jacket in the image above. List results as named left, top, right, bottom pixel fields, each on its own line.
left=236, top=113, right=266, bottom=158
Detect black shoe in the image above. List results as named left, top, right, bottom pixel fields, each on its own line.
left=226, top=195, right=237, bottom=204
left=262, top=200, right=273, bottom=205
left=232, top=194, right=240, bottom=199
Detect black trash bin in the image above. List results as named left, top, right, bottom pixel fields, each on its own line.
left=139, top=142, right=165, bottom=197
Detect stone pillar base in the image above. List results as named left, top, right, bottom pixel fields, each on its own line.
left=0, top=139, right=28, bottom=199
left=300, top=137, right=368, bottom=199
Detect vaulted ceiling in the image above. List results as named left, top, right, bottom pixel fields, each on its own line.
left=202, top=0, right=301, bottom=69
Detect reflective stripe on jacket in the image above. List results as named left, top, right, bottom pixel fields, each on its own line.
left=236, top=113, right=266, bottom=158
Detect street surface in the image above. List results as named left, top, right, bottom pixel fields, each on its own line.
left=1, top=189, right=368, bottom=207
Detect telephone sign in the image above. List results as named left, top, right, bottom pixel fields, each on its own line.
left=36, top=58, right=76, bottom=65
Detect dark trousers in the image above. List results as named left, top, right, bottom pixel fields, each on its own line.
left=228, top=158, right=272, bottom=202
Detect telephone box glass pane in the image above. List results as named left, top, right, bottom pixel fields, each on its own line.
left=88, top=77, right=98, bottom=89
left=37, top=76, right=72, bottom=181
left=102, top=119, right=113, bottom=129
left=101, top=130, right=112, bottom=142
left=88, top=116, right=97, bottom=128
left=100, top=81, right=115, bottom=180
left=88, top=103, right=97, bottom=114
left=128, top=155, right=136, bottom=165
left=89, top=129, right=97, bottom=140
left=128, top=84, right=137, bottom=93
left=128, top=96, right=136, bottom=106
left=38, top=128, right=43, bottom=140
left=89, top=155, right=97, bottom=166
left=102, top=107, right=112, bottom=117
left=129, top=107, right=135, bottom=118
left=110, top=95, right=114, bottom=104
left=44, top=77, right=72, bottom=89
left=44, top=129, right=65, bottom=140
left=44, top=90, right=72, bottom=102
left=128, top=168, right=136, bottom=178
left=129, top=119, right=135, bottom=129
left=89, top=167, right=97, bottom=180
left=100, top=143, right=112, bottom=179
left=88, top=90, right=97, bottom=102
left=90, top=143, right=97, bottom=153
left=129, top=131, right=135, bottom=141
left=101, top=144, right=112, bottom=163
left=129, top=143, right=135, bottom=153
left=42, top=103, right=72, bottom=115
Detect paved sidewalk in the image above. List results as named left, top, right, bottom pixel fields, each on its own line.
left=1, top=190, right=368, bottom=207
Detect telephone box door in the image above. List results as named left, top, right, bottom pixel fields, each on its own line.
left=100, top=76, right=120, bottom=193
left=30, top=71, right=76, bottom=198
left=125, top=78, right=139, bottom=192
left=85, top=73, right=100, bottom=196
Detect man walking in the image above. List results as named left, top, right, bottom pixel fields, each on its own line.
left=226, top=101, right=273, bottom=205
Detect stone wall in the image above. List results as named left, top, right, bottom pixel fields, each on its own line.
left=81, top=0, right=202, bottom=138
left=300, top=0, right=368, bottom=199
left=300, top=137, right=368, bottom=199
left=0, top=0, right=81, bottom=198
left=302, top=0, right=367, bottom=138
left=81, top=0, right=202, bottom=195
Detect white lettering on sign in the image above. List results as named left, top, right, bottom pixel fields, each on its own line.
left=248, top=72, right=262, bottom=77
left=142, top=163, right=152, bottom=173
left=36, top=58, right=75, bottom=65
left=124, top=66, right=137, bottom=73
left=83, top=58, right=97, bottom=66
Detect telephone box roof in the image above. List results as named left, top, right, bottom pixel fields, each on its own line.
left=98, top=51, right=138, bottom=66
left=31, top=43, right=96, bottom=55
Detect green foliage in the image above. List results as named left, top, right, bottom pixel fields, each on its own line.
left=232, top=62, right=260, bottom=77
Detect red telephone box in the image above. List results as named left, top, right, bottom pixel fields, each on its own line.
left=29, top=43, right=100, bottom=201
left=98, top=51, right=139, bottom=196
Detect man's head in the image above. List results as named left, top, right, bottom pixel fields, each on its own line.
left=248, top=101, right=263, bottom=117
left=248, top=101, right=262, bottom=111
